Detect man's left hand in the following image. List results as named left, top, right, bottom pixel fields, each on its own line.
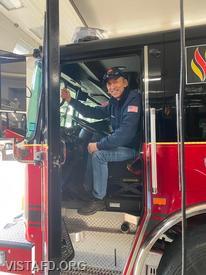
left=88, top=143, right=98, bottom=154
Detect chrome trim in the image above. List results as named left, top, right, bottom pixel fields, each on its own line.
left=0, top=109, right=26, bottom=114
left=144, top=46, right=150, bottom=149
left=133, top=203, right=206, bottom=274
left=150, top=108, right=157, bottom=194
left=124, top=45, right=152, bottom=275
left=176, top=93, right=181, bottom=191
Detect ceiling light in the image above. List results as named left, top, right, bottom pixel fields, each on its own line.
left=0, top=0, right=23, bottom=11
left=13, top=43, right=29, bottom=55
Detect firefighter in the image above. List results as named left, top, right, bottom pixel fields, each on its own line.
left=61, top=67, right=141, bottom=215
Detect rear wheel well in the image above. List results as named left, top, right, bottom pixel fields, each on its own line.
left=152, top=213, right=206, bottom=271
left=157, top=223, right=206, bottom=274
left=154, top=213, right=206, bottom=246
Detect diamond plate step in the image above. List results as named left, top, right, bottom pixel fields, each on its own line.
left=62, top=266, right=122, bottom=275
left=62, top=208, right=139, bottom=234
left=0, top=219, right=32, bottom=249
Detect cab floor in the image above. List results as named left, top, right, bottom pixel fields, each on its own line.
left=62, top=208, right=139, bottom=273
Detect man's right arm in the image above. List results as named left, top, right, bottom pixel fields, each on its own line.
left=61, top=88, right=110, bottom=119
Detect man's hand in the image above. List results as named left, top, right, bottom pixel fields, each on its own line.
left=88, top=143, right=98, bottom=154
left=61, top=88, right=72, bottom=103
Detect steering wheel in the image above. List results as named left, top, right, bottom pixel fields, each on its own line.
left=72, top=116, right=101, bottom=134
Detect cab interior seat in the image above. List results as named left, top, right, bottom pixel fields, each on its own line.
left=61, top=144, right=143, bottom=215
left=105, top=159, right=143, bottom=215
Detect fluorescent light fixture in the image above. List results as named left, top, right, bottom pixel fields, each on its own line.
left=0, top=0, right=23, bottom=11
left=143, top=77, right=161, bottom=82
left=13, top=43, right=30, bottom=55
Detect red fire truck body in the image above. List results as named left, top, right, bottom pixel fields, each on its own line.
left=0, top=11, right=206, bottom=275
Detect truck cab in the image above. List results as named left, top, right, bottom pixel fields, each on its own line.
left=0, top=23, right=206, bottom=274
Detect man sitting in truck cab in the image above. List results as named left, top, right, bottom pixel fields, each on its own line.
left=61, top=67, right=142, bottom=215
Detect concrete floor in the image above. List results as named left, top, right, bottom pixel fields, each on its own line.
left=0, top=159, right=25, bottom=229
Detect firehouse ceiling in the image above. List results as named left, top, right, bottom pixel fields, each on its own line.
left=0, top=0, right=206, bottom=48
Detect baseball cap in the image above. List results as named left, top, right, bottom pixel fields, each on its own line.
left=103, top=67, right=128, bottom=84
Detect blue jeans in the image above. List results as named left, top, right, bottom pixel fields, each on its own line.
left=84, top=147, right=137, bottom=199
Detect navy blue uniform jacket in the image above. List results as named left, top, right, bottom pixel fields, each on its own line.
left=70, top=88, right=141, bottom=151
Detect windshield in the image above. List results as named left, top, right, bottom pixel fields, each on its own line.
left=26, top=60, right=42, bottom=141
left=0, top=55, right=27, bottom=137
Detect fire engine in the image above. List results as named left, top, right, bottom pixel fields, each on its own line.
left=0, top=1, right=206, bottom=274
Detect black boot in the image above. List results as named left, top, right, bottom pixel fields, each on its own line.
left=78, top=198, right=105, bottom=215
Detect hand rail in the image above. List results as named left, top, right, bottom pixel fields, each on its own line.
left=150, top=108, right=157, bottom=194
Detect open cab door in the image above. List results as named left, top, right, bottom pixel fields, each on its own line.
left=40, top=0, right=74, bottom=273
left=0, top=1, right=74, bottom=274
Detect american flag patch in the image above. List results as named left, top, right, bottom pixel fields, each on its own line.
left=127, top=105, right=138, bottom=112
